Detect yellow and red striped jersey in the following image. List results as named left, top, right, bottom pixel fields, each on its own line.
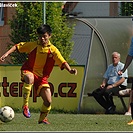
left=16, top=40, right=66, bottom=77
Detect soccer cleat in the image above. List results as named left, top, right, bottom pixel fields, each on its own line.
left=38, top=118, right=50, bottom=124
left=22, top=105, right=31, bottom=118
left=127, top=120, right=133, bottom=125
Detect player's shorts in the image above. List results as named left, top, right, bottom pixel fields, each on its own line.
left=21, top=70, right=50, bottom=95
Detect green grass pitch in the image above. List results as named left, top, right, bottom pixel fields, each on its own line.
left=0, top=113, right=133, bottom=131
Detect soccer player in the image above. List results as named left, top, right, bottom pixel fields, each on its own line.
left=118, top=37, right=133, bottom=125
left=0, top=24, right=77, bottom=124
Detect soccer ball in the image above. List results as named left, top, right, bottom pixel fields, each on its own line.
left=0, top=106, right=15, bottom=122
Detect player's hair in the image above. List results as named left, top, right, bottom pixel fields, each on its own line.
left=37, top=24, right=52, bottom=35
left=112, top=51, right=120, bottom=58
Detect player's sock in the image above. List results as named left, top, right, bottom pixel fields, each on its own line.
left=22, top=83, right=33, bottom=106
left=38, top=104, right=51, bottom=122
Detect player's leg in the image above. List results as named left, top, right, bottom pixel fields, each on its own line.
left=125, top=89, right=131, bottom=115
left=104, top=86, right=124, bottom=114
left=127, top=79, right=133, bottom=125
left=38, top=87, right=52, bottom=124
left=21, top=70, right=34, bottom=118
left=92, top=88, right=109, bottom=110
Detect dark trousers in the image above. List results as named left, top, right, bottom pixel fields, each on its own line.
left=92, top=85, right=126, bottom=110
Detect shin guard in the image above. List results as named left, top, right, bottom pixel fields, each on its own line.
left=38, top=104, right=51, bottom=122
left=23, top=83, right=33, bottom=106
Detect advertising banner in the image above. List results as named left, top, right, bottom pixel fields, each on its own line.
left=0, top=65, right=84, bottom=112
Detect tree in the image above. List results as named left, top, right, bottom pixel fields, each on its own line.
left=9, top=2, right=43, bottom=64
left=46, top=2, right=75, bottom=64
left=8, top=2, right=76, bottom=64
left=120, top=2, right=133, bottom=16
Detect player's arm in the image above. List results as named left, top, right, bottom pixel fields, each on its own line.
left=100, top=78, right=107, bottom=88
left=122, top=55, right=133, bottom=72
left=62, top=62, right=77, bottom=75
left=118, top=55, right=132, bottom=75
left=112, top=77, right=125, bottom=87
left=0, top=45, right=17, bottom=62
left=53, top=47, right=77, bottom=75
